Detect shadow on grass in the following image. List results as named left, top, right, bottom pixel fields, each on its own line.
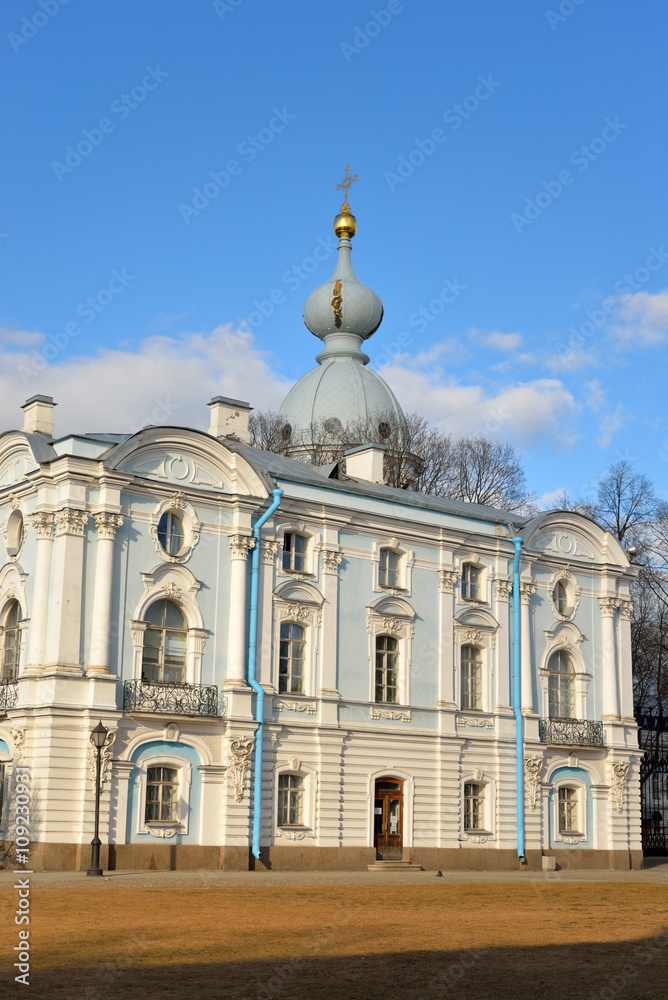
left=14, top=933, right=668, bottom=1000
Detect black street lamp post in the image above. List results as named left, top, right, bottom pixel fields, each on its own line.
left=87, top=720, right=108, bottom=877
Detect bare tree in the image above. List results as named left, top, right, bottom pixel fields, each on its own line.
left=248, top=409, right=536, bottom=512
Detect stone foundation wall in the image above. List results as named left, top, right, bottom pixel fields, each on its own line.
left=13, top=843, right=644, bottom=872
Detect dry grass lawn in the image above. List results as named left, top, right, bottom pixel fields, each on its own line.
left=2, top=882, right=667, bottom=999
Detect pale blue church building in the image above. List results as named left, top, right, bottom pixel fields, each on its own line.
left=0, top=196, right=642, bottom=871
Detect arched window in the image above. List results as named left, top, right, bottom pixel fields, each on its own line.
left=461, top=564, right=480, bottom=601
left=142, top=600, right=187, bottom=684
left=379, top=548, right=400, bottom=588
left=278, top=773, right=304, bottom=826
left=157, top=511, right=184, bottom=557
left=1, top=600, right=21, bottom=681
left=461, top=644, right=482, bottom=710
left=558, top=786, right=579, bottom=834
left=547, top=650, right=575, bottom=718
left=464, top=782, right=484, bottom=831
left=279, top=622, right=305, bottom=693
left=375, top=634, right=398, bottom=703
left=145, top=765, right=178, bottom=822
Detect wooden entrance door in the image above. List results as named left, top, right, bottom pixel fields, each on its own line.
left=374, top=779, right=403, bottom=859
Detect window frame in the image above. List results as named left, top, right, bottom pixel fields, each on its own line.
left=460, top=644, right=483, bottom=711
left=460, top=773, right=496, bottom=840
left=277, top=772, right=305, bottom=827
left=145, top=764, right=180, bottom=823
left=372, top=538, right=414, bottom=595
left=141, top=599, right=188, bottom=685
left=278, top=621, right=306, bottom=694
left=0, top=600, right=22, bottom=682
left=546, top=649, right=575, bottom=720
left=366, top=597, right=415, bottom=707
left=375, top=633, right=399, bottom=704
left=156, top=510, right=185, bottom=558
left=551, top=776, right=588, bottom=845
left=135, top=753, right=191, bottom=836
left=463, top=781, right=485, bottom=832
left=274, top=761, right=316, bottom=838
left=282, top=531, right=309, bottom=574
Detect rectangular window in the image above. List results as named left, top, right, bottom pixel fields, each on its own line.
left=375, top=634, right=398, bottom=703
left=464, top=782, right=484, bottom=831
left=278, top=772, right=304, bottom=826
left=283, top=532, right=307, bottom=572
left=279, top=622, right=305, bottom=694
left=145, top=766, right=178, bottom=823
left=462, top=564, right=480, bottom=601
left=461, top=647, right=482, bottom=710
left=558, top=787, right=579, bottom=834
left=379, top=549, right=400, bottom=588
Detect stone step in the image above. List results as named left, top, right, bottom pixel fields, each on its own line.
left=367, top=860, right=424, bottom=871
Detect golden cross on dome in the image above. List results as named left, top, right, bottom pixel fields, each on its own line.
left=335, top=163, right=359, bottom=213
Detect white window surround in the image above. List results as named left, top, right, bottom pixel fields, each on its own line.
left=551, top=777, right=588, bottom=845
left=371, top=537, right=414, bottom=596
left=367, top=768, right=414, bottom=849
left=275, top=520, right=321, bottom=580
left=3, top=497, right=26, bottom=562
left=455, top=553, right=492, bottom=606
left=130, top=564, right=207, bottom=684
left=366, top=596, right=415, bottom=706
left=273, top=757, right=317, bottom=841
left=150, top=492, right=202, bottom=564
left=134, top=753, right=192, bottom=838
left=272, top=580, right=323, bottom=698
left=0, top=565, right=29, bottom=676
left=539, top=623, right=590, bottom=719
left=453, top=609, right=498, bottom=715
left=460, top=770, right=496, bottom=842
left=548, top=566, right=581, bottom=622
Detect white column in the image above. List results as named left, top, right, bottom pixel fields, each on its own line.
left=225, top=534, right=254, bottom=684
left=88, top=513, right=123, bottom=675
left=257, top=538, right=279, bottom=688
left=319, top=549, right=342, bottom=696
left=25, top=512, right=55, bottom=673
left=437, top=568, right=457, bottom=707
left=618, top=599, right=634, bottom=720
left=520, top=582, right=536, bottom=713
left=45, top=508, right=89, bottom=670
left=600, top=597, right=620, bottom=719
left=493, top=577, right=512, bottom=710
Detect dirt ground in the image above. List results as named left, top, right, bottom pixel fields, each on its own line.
left=2, top=881, right=667, bottom=999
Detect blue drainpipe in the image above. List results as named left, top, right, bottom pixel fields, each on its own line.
left=247, top=488, right=283, bottom=860
left=511, top=536, right=526, bottom=862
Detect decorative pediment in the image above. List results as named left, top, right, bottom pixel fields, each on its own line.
left=522, top=511, right=628, bottom=568
left=532, top=530, right=595, bottom=561
left=104, top=427, right=269, bottom=498
left=0, top=446, right=38, bottom=490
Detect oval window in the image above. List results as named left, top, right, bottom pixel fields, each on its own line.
left=6, top=510, right=25, bottom=558
left=281, top=423, right=292, bottom=442
left=157, top=511, right=184, bottom=557
left=378, top=421, right=392, bottom=440
left=554, top=580, right=570, bottom=616
left=324, top=417, right=342, bottom=435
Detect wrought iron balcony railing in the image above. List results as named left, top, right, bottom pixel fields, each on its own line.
left=539, top=718, right=604, bottom=747
left=0, top=678, right=18, bottom=711
left=123, top=679, right=218, bottom=717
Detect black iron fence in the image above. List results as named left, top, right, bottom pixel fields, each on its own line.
left=637, top=711, right=668, bottom=855
left=123, top=679, right=218, bottom=717
left=538, top=718, right=604, bottom=747
left=0, top=679, right=18, bottom=711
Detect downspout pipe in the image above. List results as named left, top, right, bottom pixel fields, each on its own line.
left=247, top=488, right=283, bottom=860
left=511, top=536, right=526, bottom=862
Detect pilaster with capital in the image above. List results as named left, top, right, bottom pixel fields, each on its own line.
left=599, top=596, right=620, bottom=719
left=319, top=541, right=341, bottom=705
left=88, top=513, right=124, bottom=674
left=494, top=576, right=512, bottom=710
left=226, top=534, right=255, bottom=684
left=257, top=540, right=278, bottom=688
left=25, top=512, right=55, bottom=672
left=618, top=599, right=634, bottom=719
left=520, top=582, right=536, bottom=713
left=438, top=565, right=457, bottom=708
left=45, top=508, right=89, bottom=669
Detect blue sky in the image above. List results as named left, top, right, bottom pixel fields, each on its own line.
left=2, top=0, right=667, bottom=504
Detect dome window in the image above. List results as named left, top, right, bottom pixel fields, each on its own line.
left=378, top=421, right=392, bottom=440
left=281, top=423, right=292, bottom=442
left=324, top=417, right=342, bottom=435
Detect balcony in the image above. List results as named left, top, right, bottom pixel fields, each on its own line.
left=123, top=679, right=218, bottom=717
left=0, top=678, right=18, bottom=711
left=539, top=718, right=604, bottom=747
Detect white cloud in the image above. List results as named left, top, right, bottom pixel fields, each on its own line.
left=536, top=488, right=567, bottom=510
left=379, top=360, right=577, bottom=448
left=585, top=379, right=605, bottom=413
left=468, top=328, right=523, bottom=351
left=598, top=405, right=625, bottom=448
left=613, top=290, right=668, bottom=347
left=0, top=325, right=291, bottom=437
